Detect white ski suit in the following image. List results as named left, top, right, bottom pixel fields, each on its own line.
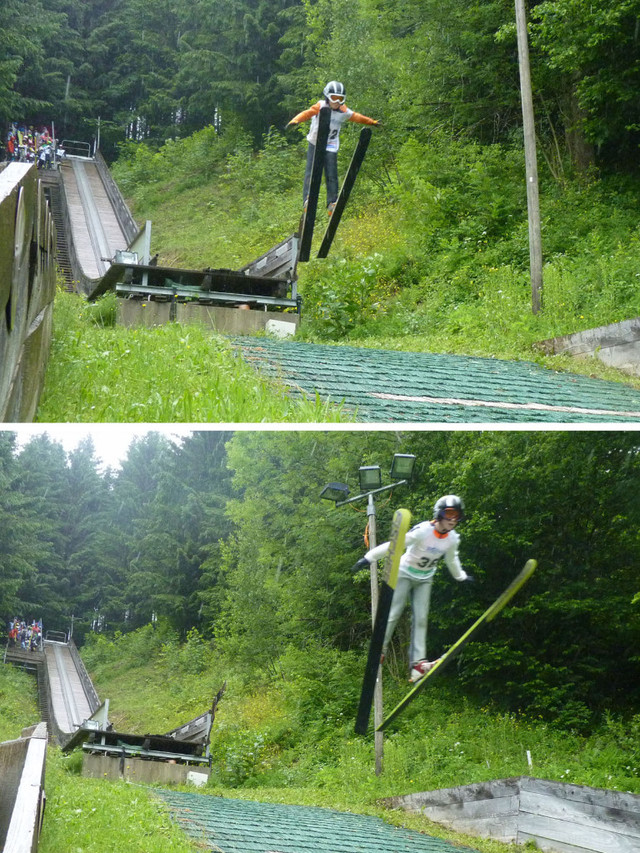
left=365, top=520, right=469, bottom=665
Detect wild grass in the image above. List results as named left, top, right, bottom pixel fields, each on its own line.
left=0, top=664, right=39, bottom=741
left=37, top=289, right=348, bottom=422
left=39, top=750, right=199, bottom=853
left=0, top=662, right=196, bottom=852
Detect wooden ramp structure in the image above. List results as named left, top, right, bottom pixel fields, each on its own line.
left=53, top=143, right=303, bottom=328
left=4, top=633, right=219, bottom=766
left=61, top=157, right=130, bottom=281
left=44, top=638, right=97, bottom=736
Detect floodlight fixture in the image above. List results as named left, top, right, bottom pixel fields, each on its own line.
left=359, top=465, right=382, bottom=492
left=390, top=453, right=417, bottom=481
left=320, top=482, right=350, bottom=503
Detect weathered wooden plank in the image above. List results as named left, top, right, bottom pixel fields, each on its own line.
left=517, top=810, right=638, bottom=853
left=0, top=162, right=31, bottom=203
left=409, top=795, right=519, bottom=842
left=0, top=162, right=56, bottom=421
left=516, top=830, right=593, bottom=853
left=520, top=789, right=640, bottom=838
left=240, top=234, right=298, bottom=280
left=385, top=777, right=640, bottom=853
left=435, top=814, right=518, bottom=841
left=386, top=778, right=521, bottom=809
left=521, top=776, right=640, bottom=816
left=422, top=795, right=520, bottom=821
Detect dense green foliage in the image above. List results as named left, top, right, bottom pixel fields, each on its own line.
left=108, top=118, right=640, bottom=372
left=78, top=621, right=640, bottom=801
left=2, top=0, right=303, bottom=154
left=2, top=430, right=640, bottom=732
left=7, top=0, right=640, bottom=382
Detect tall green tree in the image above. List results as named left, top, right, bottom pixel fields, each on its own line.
left=0, top=0, right=69, bottom=129
left=12, top=435, right=73, bottom=629
left=115, top=430, right=234, bottom=634
left=56, top=438, right=115, bottom=642
left=532, top=0, right=640, bottom=167
left=0, top=433, right=56, bottom=621
left=84, top=0, right=182, bottom=146
left=172, top=0, right=303, bottom=142
left=106, top=432, right=175, bottom=629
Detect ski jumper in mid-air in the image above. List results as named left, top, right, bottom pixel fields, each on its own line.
left=356, top=495, right=474, bottom=683
left=286, top=81, right=380, bottom=214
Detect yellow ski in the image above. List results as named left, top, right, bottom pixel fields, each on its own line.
left=377, top=559, right=537, bottom=731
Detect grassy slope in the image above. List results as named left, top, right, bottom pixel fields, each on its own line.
left=113, top=132, right=640, bottom=391
left=3, top=633, right=637, bottom=853
left=0, top=665, right=39, bottom=741
left=37, top=289, right=349, bottom=422
left=0, top=665, right=196, bottom=852
left=39, top=132, right=640, bottom=421
left=61, top=630, right=640, bottom=851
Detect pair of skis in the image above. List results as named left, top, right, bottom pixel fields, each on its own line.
left=298, top=106, right=372, bottom=263
left=354, top=508, right=537, bottom=733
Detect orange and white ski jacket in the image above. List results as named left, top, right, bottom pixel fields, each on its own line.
left=288, top=100, right=378, bottom=152
left=365, top=520, right=467, bottom=583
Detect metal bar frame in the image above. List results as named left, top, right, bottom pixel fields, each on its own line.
left=115, top=283, right=298, bottom=309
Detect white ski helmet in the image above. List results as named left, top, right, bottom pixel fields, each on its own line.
left=433, top=494, right=464, bottom=522
left=323, top=81, right=346, bottom=101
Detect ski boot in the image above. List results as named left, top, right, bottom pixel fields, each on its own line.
left=409, top=659, right=440, bottom=683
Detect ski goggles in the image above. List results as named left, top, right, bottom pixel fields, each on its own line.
left=328, top=94, right=345, bottom=104
left=441, top=508, right=461, bottom=521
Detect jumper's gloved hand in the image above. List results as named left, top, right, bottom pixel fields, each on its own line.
left=352, top=557, right=370, bottom=572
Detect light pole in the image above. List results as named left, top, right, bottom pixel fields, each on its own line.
left=321, top=453, right=416, bottom=775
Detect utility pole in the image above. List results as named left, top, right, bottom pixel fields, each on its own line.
left=366, top=493, right=384, bottom=775
left=320, top=454, right=417, bottom=776
left=515, top=0, right=543, bottom=314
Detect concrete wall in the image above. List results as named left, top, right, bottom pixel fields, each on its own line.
left=117, top=298, right=299, bottom=336
left=536, top=318, right=640, bottom=377
left=82, top=752, right=210, bottom=787
left=383, top=776, right=640, bottom=853
left=0, top=163, right=57, bottom=421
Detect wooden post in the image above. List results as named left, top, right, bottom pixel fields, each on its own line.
left=367, top=493, right=384, bottom=775
left=515, top=0, right=543, bottom=314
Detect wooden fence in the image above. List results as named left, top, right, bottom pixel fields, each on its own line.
left=0, top=723, right=48, bottom=853
left=0, top=163, right=57, bottom=421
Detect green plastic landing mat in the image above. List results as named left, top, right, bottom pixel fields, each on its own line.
left=156, top=791, right=481, bottom=853
left=234, top=338, right=640, bottom=422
